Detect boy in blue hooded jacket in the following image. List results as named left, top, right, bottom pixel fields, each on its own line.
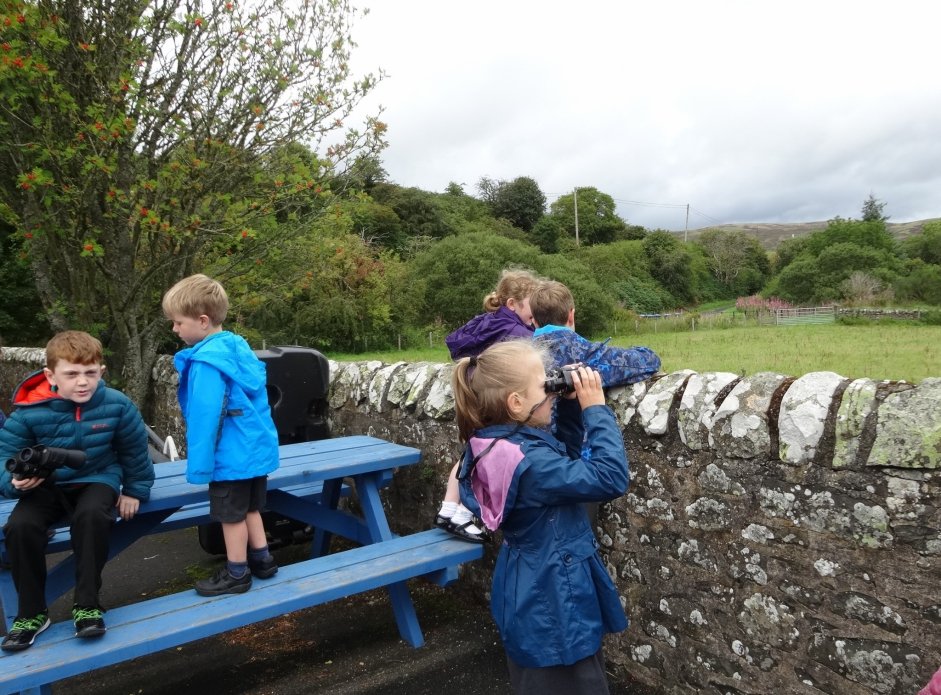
left=162, top=274, right=280, bottom=596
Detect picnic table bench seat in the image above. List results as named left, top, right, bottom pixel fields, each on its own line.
left=0, top=529, right=482, bottom=695
left=0, top=436, right=484, bottom=695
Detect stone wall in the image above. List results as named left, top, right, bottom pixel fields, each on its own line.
left=837, top=308, right=928, bottom=321
left=2, top=348, right=939, bottom=695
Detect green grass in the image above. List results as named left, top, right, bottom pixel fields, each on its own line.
left=332, top=346, right=451, bottom=364
left=612, top=324, right=941, bottom=383
left=694, top=299, right=737, bottom=313
left=331, top=323, right=941, bottom=383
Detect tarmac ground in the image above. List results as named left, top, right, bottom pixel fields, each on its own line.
left=28, top=527, right=657, bottom=695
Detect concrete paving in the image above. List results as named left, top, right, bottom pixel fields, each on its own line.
left=33, top=528, right=655, bottom=694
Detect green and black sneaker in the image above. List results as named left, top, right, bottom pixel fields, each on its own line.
left=72, top=605, right=106, bottom=638
left=1, top=613, right=51, bottom=651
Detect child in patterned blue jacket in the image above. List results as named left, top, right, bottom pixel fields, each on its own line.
left=530, top=279, right=661, bottom=394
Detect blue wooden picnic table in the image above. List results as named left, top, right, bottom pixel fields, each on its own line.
left=0, top=435, right=483, bottom=695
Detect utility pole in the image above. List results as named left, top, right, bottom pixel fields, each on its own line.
left=573, top=187, right=580, bottom=247
left=684, top=203, right=689, bottom=242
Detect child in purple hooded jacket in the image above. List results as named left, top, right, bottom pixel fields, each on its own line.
left=444, top=268, right=539, bottom=359
left=436, top=268, right=541, bottom=541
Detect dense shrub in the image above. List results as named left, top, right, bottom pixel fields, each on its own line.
left=406, top=232, right=542, bottom=328
left=532, top=254, right=613, bottom=338
left=923, top=310, right=941, bottom=326
left=572, top=240, right=649, bottom=294
left=612, top=276, right=672, bottom=313
left=895, top=262, right=941, bottom=305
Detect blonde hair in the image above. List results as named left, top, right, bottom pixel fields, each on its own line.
left=482, top=268, right=540, bottom=313
left=162, top=273, right=229, bottom=325
left=529, top=280, right=574, bottom=327
left=45, top=331, right=103, bottom=370
left=451, top=340, right=547, bottom=443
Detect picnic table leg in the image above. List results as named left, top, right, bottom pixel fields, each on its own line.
left=17, top=686, right=50, bottom=695
left=355, top=473, right=425, bottom=648
left=310, top=478, right=342, bottom=559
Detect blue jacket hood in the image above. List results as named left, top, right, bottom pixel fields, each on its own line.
left=174, top=331, right=268, bottom=397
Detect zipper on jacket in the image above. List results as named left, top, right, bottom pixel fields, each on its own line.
left=75, top=406, right=82, bottom=422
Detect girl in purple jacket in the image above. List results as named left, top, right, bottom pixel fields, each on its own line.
left=437, top=268, right=540, bottom=541
left=444, top=268, right=539, bottom=359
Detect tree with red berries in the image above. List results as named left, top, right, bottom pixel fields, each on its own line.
left=0, top=0, right=385, bottom=407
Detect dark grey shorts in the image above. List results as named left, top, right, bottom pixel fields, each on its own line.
left=207, top=476, right=268, bottom=523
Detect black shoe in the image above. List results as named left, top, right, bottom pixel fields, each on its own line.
left=249, top=555, right=278, bottom=579
left=1, top=613, right=50, bottom=651
left=195, top=567, right=252, bottom=596
left=72, top=606, right=106, bottom=638
left=436, top=515, right=488, bottom=544
left=434, top=513, right=452, bottom=530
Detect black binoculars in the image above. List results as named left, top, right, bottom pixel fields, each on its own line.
left=544, top=364, right=586, bottom=395
left=5, top=445, right=87, bottom=480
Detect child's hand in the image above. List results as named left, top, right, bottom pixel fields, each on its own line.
left=116, top=494, right=140, bottom=520
left=11, top=476, right=43, bottom=491
left=570, top=366, right=606, bottom=410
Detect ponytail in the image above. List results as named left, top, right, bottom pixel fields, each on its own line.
left=481, top=268, right=540, bottom=312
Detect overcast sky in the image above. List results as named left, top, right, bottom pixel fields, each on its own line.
left=348, top=1, right=940, bottom=232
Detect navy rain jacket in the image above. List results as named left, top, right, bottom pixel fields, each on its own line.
left=458, top=397, right=629, bottom=668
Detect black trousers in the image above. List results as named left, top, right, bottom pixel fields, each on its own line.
left=4, top=482, right=117, bottom=616
left=507, top=648, right=611, bottom=695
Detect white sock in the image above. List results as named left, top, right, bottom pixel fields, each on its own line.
left=451, top=505, right=483, bottom=535
left=438, top=501, right=458, bottom=519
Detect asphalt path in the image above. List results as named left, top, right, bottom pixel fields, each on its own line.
left=37, top=528, right=650, bottom=694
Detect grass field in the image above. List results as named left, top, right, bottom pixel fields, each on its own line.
left=618, top=324, right=941, bottom=382
left=332, top=323, right=941, bottom=383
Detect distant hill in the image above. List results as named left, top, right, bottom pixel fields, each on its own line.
left=681, top=218, right=939, bottom=250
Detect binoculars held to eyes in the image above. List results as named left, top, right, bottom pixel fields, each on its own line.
left=5, top=445, right=87, bottom=480
left=544, top=363, right=586, bottom=395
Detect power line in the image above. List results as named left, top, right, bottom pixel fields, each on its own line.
left=610, top=197, right=688, bottom=209
left=689, top=206, right=723, bottom=225
left=545, top=191, right=725, bottom=230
